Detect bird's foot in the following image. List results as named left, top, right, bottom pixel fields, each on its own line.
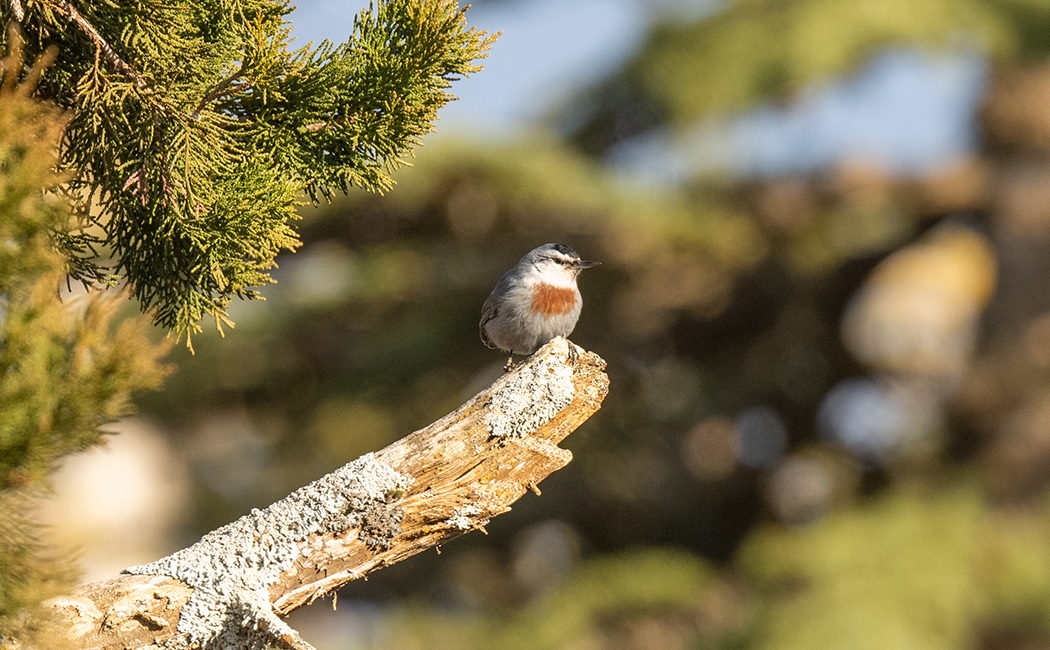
left=504, top=355, right=517, bottom=372
left=567, top=341, right=580, bottom=364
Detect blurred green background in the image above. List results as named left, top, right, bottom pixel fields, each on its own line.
left=42, top=0, right=1050, bottom=648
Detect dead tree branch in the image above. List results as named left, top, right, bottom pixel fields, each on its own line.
left=49, top=338, right=609, bottom=650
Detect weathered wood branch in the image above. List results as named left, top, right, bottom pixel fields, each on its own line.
left=49, top=338, right=608, bottom=650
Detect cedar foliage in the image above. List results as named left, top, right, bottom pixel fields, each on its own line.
left=0, top=0, right=493, bottom=640
left=0, top=0, right=496, bottom=345
left=0, top=39, right=170, bottom=643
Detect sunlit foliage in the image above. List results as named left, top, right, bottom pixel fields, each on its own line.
left=0, top=0, right=496, bottom=344
left=0, top=42, right=169, bottom=643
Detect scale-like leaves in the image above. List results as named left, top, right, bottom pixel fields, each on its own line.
left=0, top=45, right=170, bottom=641
left=1, top=0, right=495, bottom=345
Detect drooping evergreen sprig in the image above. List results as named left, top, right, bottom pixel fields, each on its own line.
left=0, top=41, right=171, bottom=643
left=0, top=0, right=496, bottom=346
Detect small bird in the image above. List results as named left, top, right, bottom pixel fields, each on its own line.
left=480, top=243, right=599, bottom=369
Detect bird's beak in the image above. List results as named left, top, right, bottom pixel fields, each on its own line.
left=572, top=260, right=601, bottom=270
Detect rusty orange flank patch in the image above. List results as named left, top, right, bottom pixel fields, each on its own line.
left=530, top=283, right=577, bottom=316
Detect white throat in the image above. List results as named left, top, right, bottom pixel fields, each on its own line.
left=530, top=264, right=577, bottom=289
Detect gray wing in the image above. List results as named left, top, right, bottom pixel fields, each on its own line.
left=479, top=269, right=516, bottom=349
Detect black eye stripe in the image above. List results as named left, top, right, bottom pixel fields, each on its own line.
left=540, top=255, right=573, bottom=264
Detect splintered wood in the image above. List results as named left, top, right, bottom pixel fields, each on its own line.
left=52, top=338, right=608, bottom=650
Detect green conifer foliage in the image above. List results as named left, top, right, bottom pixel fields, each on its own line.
left=0, top=42, right=170, bottom=642
left=0, top=0, right=495, bottom=345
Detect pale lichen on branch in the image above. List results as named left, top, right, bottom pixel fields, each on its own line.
left=124, top=453, right=412, bottom=649
left=51, top=339, right=609, bottom=650
left=485, top=348, right=576, bottom=438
